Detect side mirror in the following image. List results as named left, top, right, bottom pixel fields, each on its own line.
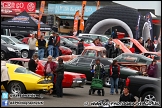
left=154, top=56, right=160, bottom=60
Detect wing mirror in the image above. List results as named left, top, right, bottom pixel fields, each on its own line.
left=63, top=42, right=66, bottom=45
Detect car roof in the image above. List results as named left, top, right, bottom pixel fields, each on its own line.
left=78, top=36, right=93, bottom=39
left=84, top=46, right=106, bottom=51
left=1, top=35, right=10, bottom=37
left=120, top=53, right=153, bottom=61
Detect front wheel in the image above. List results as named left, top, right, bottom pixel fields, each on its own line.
left=21, top=50, right=28, bottom=58
left=8, top=81, right=26, bottom=94
left=1, top=51, right=6, bottom=60
left=141, top=91, right=158, bottom=103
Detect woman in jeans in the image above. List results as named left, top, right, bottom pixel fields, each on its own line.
left=109, top=60, right=120, bottom=95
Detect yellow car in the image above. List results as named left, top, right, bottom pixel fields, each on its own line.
left=1, top=63, right=53, bottom=94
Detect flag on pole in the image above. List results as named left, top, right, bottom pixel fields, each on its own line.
left=79, top=1, right=87, bottom=32
left=73, top=10, right=79, bottom=36
left=96, top=1, right=100, bottom=10
left=38, top=1, right=45, bottom=38
left=145, top=12, right=153, bottom=40
left=135, top=14, right=141, bottom=39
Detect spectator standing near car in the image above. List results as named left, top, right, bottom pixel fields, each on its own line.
left=147, top=59, right=158, bottom=78
left=48, top=31, right=56, bottom=57
left=28, top=33, right=37, bottom=58
left=91, top=39, right=98, bottom=46
left=1, top=61, right=10, bottom=99
left=119, top=86, right=137, bottom=106
left=109, top=60, right=120, bottom=95
left=146, top=40, right=155, bottom=52
left=112, top=44, right=121, bottom=58
left=38, top=34, right=46, bottom=60
left=44, top=55, right=57, bottom=95
left=54, top=58, right=65, bottom=98
left=91, top=58, right=105, bottom=95
left=77, top=39, right=84, bottom=54
left=54, top=33, right=60, bottom=58
left=105, top=39, right=114, bottom=58
left=28, top=54, right=39, bottom=73
left=113, top=29, right=118, bottom=39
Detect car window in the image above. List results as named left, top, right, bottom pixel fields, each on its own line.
left=10, top=36, right=23, bottom=44
left=83, top=50, right=97, bottom=57
left=68, top=38, right=79, bottom=43
left=101, top=37, right=108, bottom=43
left=61, top=38, right=73, bottom=44
left=1, top=39, right=6, bottom=44
left=83, top=38, right=93, bottom=43
left=14, top=67, right=27, bottom=73
left=78, top=58, right=93, bottom=65
left=138, top=58, right=147, bottom=64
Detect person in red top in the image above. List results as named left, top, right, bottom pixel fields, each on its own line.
left=44, top=55, right=57, bottom=95
left=109, top=60, right=120, bottom=95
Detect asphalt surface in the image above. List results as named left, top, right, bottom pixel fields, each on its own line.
left=1, top=85, right=125, bottom=107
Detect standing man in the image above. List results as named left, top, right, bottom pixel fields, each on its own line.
left=48, top=31, right=55, bottom=57
left=28, top=54, right=39, bottom=73
left=113, top=29, right=118, bottom=39
left=38, top=34, right=46, bottom=60
left=28, top=32, right=37, bottom=58
left=54, top=33, right=60, bottom=58
left=54, top=58, right=65, bottom=98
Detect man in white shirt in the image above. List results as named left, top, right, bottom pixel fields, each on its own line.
left=28, top=32, right=37, bottom=58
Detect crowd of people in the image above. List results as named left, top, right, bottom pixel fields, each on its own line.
left=28, top=31, right=61, bottom=60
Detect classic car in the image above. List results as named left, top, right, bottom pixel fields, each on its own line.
left=140, top=52, right=161, bottom=62
left=63, top=56, right=143, bottom=87
left=1, top=35, right=38, bottom=58
left=1, top=63, right=53, bottom=94
left=57, top=46, right=107, bottom=62
left=8, top=58, right=87, bottom=88
left=1, top=39, right=21, bottom=60
left=63, top=36, right=91, bottom=47
left=44, top=36, right=77, bottom=54
left=113, top=53, right=161, bottom=76
left=22, top=37, right=72, bottom=56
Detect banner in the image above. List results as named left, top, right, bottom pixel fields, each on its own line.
left=79, top=1, right=87, bottom=32
left=38, top=1, right=45, bottom=38
left=145, top=12, right=153, bottom=40
left=73, top=10, right=79, bottom=36
left=135, top=14, right=141, bottom=39
left=96, top=1, right=100, bottom=10
left=1, top=1, right=36, bottom=13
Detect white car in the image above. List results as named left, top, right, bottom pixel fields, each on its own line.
left=1, top=35, right=38, bottom=58
left=78, top=33, right=110, bottom=44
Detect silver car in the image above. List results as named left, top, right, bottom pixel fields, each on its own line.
left=1, top=35, right=38, bottom=58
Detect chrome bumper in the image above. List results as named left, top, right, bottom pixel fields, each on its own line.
left=71, top=78, right=87, bottom=88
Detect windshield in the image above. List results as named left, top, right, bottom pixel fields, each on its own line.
left=14, top=67, right=42, bottom=77
left=114, top=54, right=138, bottom=62
left=10, top=36, right=23, bottom=44
left=61, top=37, right=73, bottom=44
left=1, top=39, right=6, bottom=44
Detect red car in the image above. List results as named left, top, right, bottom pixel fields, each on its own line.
left=62, top=36, right=91, bottom=47
left=22, top=37, right=72, bottom=55
left=8, top=58, right=87, bottom=88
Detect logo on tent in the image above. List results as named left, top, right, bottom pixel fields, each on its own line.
left=12, top=16, right=29, bottom=21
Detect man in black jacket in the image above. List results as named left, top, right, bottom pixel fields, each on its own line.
left=28, top=54, right=38, bottom=72
left=54, top=58, right=64, bottom=98
left=48, top=31, right=55, bottom=57
left=77, top=39, right=84, bottom=54
left=38, top=35, right=46, bottom=60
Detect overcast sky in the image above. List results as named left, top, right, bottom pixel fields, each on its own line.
left=113, top=1, right=161, bottom=16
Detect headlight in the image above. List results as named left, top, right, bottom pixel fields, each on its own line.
left=37, top=80, right=52, bottom=84
left=7, top=47, right=15, bottom=52
left=36, top=47, right=38, bottom=50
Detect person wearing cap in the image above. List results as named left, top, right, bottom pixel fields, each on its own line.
left=147, top=59, right=158, bottom=78
left=48, top=31, right=56, bottom=57
left=91, top=58, right=105, bottom=95
left=77, top=39, right=84, bottom=54
left=38, top=34, right=46, bottom=60
left=53, top=32, right=60, bottom=58
left=109, top=60, right=120, bottom=95
left=44, top=55, right=57, bottom=95
left=28, top=33, right=37, bottom=58
left=54, top=58, right=65, bottom=98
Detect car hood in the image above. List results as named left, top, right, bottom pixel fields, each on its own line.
left=16, top=44, right=38, bottom=50
left=2, top=43, right=19, bottom=50
left=64, top=71, right=86, bottom=79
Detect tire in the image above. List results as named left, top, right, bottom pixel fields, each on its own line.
left=141, top=91, right=158, bottom=103
left=89, top=89, right=91, bottom=95
left=21, top=50, right=28, bottom=58
left=104, top=77, right=111, bottom=87
left=8, top=81, right=26, bottom=94
left=102, top=89, right=105, bottom=96
left=1, top=51, right=6, bottom=60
